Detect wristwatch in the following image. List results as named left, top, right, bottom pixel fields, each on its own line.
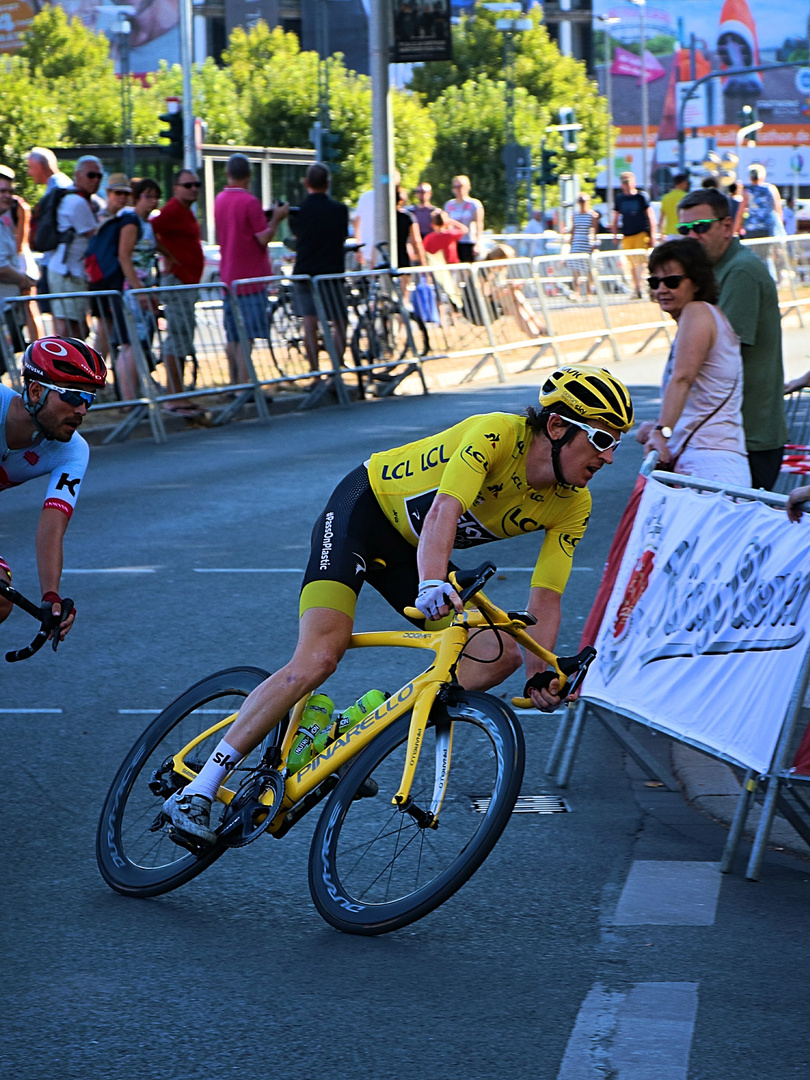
left=655, top=424, right=673, bottom=439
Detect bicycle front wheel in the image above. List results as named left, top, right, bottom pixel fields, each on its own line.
left=96, top=666, right=270, bottom=898
left=308, top=689, right=525, bottom=935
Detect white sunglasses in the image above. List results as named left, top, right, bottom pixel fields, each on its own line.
left=563, top=416, right=621, bottom=452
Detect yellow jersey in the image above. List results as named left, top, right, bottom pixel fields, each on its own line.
left=367, top=412, right=591, bottom=594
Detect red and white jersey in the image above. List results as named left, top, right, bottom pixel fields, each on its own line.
left=0, top=384, right=89, bottom=518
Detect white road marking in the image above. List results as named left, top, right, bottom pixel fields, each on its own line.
left=557, top=981, right=698, bottom=1079
left=62, top=567, right=158, bottom=574
left=612, top=861, right=722, bottom=926
left=0, top=708, right=63, bottom=714
left=118, top=708, right=234, bottom=714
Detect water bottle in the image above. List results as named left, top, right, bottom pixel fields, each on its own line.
left=330, top=689, right=388, bottom=741
left=287, top=693, right=335, bottom=774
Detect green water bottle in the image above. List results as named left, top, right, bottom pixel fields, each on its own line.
left=288, top=693, right=335, bottom=774
left=331, top=689, right=388, bottom=741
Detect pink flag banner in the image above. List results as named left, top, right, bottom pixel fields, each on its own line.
left=611, top=45, right=666, bottom=84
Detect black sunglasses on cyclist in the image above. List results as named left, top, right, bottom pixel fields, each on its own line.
left=178, top=181, right=201, bottom=188
left=37, top=380, right=96, bottom=408
left=676, top=219, right=718, bottom=235
left=647, top=273, right=687, bottom=290
left=84, top=171, right=103, bottom=180
left=563, top=416, right=621, bottom=453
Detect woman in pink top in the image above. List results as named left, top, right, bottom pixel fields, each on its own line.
left=637, top=238, right=749, bottom=486
left=443, top=175, right=484, bottom=263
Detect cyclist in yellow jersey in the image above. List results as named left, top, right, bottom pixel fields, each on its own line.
left=164, top=367, right=634, bottom=847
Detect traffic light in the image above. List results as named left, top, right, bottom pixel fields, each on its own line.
left=739, top=104, right=760, bottom=146
left=539, top=147, right=559, bottom=186
left=559, top=107, right=578, bottom=152
left=158, top=112, right=183, bottom=159
left=322, top=130, right=340, bottom=171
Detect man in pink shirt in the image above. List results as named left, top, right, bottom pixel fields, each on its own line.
left=214, top=154, right=288, bottom=382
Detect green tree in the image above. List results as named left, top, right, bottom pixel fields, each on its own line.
left=222, top=22, right=435, bottom=205
left=19, top=6, right=122, bottom=145
left=423, top=76, right=550, bottom=229
left=144, top=59, right=249, bottom=146
left=0, top=55, right=62, bottom=203
left=410, top=7, right=609, bottom=224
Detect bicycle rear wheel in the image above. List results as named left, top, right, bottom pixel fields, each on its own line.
left=96, top=666, right=270, bottom=898
left=308, top=689, right=525, bottom=935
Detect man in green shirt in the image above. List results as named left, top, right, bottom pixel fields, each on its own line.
left=658, top=173, right=689, bottom=239
left=677, top=187, right=786, bottom=490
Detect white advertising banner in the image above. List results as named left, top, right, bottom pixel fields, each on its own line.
left=584, top=479, right=810, bottom=775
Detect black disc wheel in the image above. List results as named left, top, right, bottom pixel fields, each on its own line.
left=308, top=689, right=525, bottom=935
left=96, top=666, right=271, bottom=898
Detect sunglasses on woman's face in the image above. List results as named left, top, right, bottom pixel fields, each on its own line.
left=648, top=273, right=687, bottom=290
left=676, top=218, right=718, bottom=235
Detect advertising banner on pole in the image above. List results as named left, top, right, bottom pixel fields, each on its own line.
left=391, top=0, right=452, bottom=62
left=584, top=479, right=810, bottom=775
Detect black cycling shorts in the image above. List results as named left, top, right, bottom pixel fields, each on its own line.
left=299, top=464, right=427, bottom=622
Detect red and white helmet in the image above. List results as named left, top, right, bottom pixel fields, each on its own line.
left=22, top=337, right=107, bottom=389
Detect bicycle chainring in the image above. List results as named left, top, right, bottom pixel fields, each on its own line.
left=217, top=768, right=286, bottom=848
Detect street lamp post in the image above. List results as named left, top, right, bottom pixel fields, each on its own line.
left=598, top=15, right=620, bottom=217
left=629, top=0, right=648, bottom=188
left=97, top=6, right=135, bottom=177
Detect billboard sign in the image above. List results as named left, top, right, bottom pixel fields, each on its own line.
left=391, top=0, right=452, bottom=63
left=594, top=0, right=810, bottom=187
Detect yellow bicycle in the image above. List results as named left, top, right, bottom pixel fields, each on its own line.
left=96, top=562, right=595, bottom=935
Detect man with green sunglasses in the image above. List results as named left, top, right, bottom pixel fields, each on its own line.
left=677, top=187, right=786, bottom=490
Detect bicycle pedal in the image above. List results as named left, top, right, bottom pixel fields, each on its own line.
left=166, top=826, right=212, bottom=857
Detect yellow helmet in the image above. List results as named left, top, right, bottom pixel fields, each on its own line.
left=539, top=366, right=634, bottom=433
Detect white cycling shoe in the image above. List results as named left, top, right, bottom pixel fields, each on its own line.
left=163, top=791, right=217, bottom=847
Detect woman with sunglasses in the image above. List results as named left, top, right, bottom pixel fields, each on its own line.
left=638, top=238, right=749, bottom=486
left=162, top=365, right=634, bottom=847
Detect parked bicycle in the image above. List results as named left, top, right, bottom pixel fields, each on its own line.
left=96, top=561, right=595, bottom=936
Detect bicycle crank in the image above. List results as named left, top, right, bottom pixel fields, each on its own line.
left=217, top=767, right=286, bottom=848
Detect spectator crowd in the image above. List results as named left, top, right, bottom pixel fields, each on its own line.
left=0, top=146, right=804, bottom=496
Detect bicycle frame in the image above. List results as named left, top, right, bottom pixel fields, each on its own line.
left=165, top=587, right=564, bottom=833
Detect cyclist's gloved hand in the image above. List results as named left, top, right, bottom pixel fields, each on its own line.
left=524, top=670, right=563, bottom=711
left=42, top=591, right=76, bottom=641
left=415, top=579, right=461, bottom=621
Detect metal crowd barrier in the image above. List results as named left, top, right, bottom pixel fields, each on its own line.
left=9, top=234, right=804, bottom=443
left=0, top=288, right=167, bottom=444
left=776, top=387, right=810, bottom=494
left=312, top=269, right=428, bottom=402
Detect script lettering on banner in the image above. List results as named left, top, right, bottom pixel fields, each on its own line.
left=583, top=479, right=810, bottom=775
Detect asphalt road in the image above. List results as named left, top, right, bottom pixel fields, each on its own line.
left=2, top=384, right=808, bottom=1079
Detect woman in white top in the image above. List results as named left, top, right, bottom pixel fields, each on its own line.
left=443, top=174, right=484, bottom=263
left=637, top=237, right=750, bottom=487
